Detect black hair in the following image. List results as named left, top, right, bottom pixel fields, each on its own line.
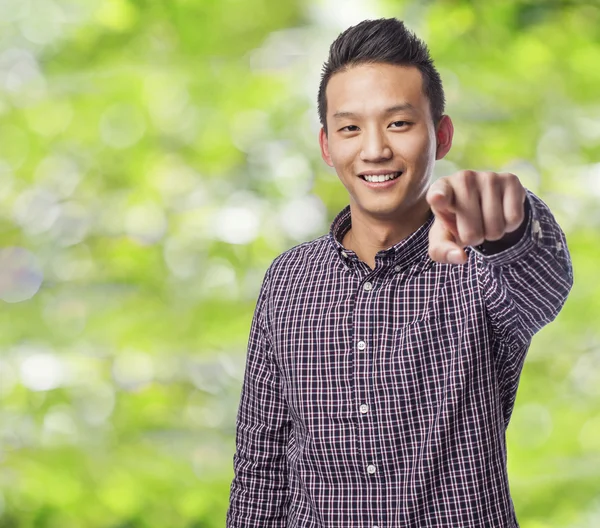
left=318, top=18, right=445, bottom=132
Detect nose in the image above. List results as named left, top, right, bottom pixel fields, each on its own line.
left=360, top=128, right=392, bottom=163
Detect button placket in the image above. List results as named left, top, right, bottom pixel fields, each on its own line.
left=356, top=273, right=378, bottom=499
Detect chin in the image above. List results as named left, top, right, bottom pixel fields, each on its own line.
left=359, top=201, right=403, bottom=219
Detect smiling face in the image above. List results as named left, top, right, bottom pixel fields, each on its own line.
left=319, top=63, right=453, bottom=224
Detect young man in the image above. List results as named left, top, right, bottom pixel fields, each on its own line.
left=227, top=18, right=573, bottom=527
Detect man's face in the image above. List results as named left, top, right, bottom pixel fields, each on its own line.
left=319, top=63, right=452, bottom=220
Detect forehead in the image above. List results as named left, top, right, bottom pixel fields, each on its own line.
left=326, top=63, right=429, bottom=117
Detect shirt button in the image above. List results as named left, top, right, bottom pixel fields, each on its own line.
left=357, top=340, right=366, bottom=350
left=363, top=281, right=373, bottom=291
left=367, top=464, right=376, bottom=474
left=359, top=404, right=369, bottom=414
left=394, top=265, right=401, bottom=272
left=341, top=251, right=348, bottom=258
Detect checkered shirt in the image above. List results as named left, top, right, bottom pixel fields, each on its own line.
left=227, top=191, right=573, bottom=527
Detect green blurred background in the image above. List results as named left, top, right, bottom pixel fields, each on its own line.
left=0, top=0, right=598, bottom=526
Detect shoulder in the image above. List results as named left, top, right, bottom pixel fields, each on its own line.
left=257, top=235, right=338, bottom=322
left=267, top=234, right=333, bottom=282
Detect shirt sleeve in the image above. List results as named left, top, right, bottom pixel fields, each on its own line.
left=227, top=265, right=290, bottom=527
left=472, top=189, right=574, bottom=348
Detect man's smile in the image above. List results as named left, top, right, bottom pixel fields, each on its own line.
left=358, top=170, right=403, bottom=187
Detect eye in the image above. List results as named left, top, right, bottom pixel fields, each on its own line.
left=389, top=121, right=410, bottom=128
left=340, top=125, right=360, bottom=132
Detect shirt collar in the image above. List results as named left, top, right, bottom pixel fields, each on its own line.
left=328, top=205, right=435, bottom=269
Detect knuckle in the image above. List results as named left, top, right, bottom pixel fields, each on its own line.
left=485, top=172, right=501, bottom=189
left=485, top=219, right=505, bottom=241
left=452, top=170, right=470, bottom=185
left=427, top=182, right=441, bottom=197
left=485, top=228, right=505, bottom=241
left=461, top=229, right=484, bottom=246
left=502, top=172, right=520, bottom=187
left=506, top=212, right=524, bottom=230
left=461, top=170, right=476, bottom=186
left=428, top=245, right=442, bottom=261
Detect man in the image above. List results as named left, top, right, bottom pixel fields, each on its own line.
left=227, top=18, right=573, bottom=527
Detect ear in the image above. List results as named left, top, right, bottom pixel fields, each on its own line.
left=435, top=115, right=454, bottom=160
left=319, top=127, right=334, bottom=167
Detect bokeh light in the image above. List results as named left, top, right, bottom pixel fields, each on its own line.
left=0, top=247, right=43, bottom=302
left=0, top=0, right=598, bottom=526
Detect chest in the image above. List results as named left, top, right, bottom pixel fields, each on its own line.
left=270, top=264, right=486, bottom=425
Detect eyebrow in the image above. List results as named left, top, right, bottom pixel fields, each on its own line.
left=331, top=103, right=417, bottom=120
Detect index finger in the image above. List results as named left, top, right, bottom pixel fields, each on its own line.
left=427, top=178, right=457, bottom=235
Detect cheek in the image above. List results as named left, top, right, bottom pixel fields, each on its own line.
left=329, top=139, right=357, bottom=169
left=394, top=134, right=436, bottom=171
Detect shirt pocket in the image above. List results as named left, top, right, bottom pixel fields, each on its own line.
left=389, top=314, right=452, bottom=409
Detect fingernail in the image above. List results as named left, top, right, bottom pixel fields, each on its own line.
left=448, top=249, right=464, bottom=265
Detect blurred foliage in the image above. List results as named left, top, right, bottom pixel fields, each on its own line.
left=0, top=0, right=598, bottom=526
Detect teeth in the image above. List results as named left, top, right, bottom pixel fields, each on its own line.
left=363, top=172, right=400, bottom=183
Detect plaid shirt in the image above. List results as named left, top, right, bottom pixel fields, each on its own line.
left=227, top=191, right=573, bottom=528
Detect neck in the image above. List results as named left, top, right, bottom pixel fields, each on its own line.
left=342, top=200, right=431, bottom=269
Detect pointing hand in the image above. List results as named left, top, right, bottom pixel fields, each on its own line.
left=426, top=170, right=527, bottom=264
